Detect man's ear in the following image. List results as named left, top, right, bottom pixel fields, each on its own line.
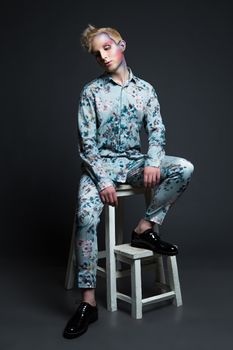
left=119, top=40, right=126, bottom=51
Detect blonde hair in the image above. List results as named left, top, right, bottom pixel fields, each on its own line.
left=80, top=24, right=123, bottom=53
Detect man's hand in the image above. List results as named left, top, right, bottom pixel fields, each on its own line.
left=99, top=186, right=118, bottom=207
left=144, top=166, right=161, bottom=188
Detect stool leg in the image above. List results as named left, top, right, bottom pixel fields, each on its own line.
left=167, top=256, right=183, bottom=307
left=131, top=259, right=142, bottom=319
left=65, top=217, right=76, bottom=290
left=116, top=198, right=124, bottom=271
left=105, top=205, right=117, bottom=312
left=156, top=255, right=166, bottom=285
left=116, top=198, right=124, bottom=245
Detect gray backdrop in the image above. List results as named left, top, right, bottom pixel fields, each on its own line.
left=1, top=1, right=233, bottom=349
left=1, top=1, right=233, bottom=268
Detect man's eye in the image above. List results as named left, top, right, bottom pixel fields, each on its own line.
left=105, top=46, right=110, bottom=50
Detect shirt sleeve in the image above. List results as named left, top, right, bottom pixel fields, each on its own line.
left=77, top=87, right=115, bottom=192
left=143, top=85, right=166, bottom=167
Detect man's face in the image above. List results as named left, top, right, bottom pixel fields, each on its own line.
left=91, top=33, right=125, bottom=72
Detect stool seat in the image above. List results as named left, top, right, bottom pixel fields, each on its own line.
left=114, top=183, right=152, bottom=198
left=116, top=184, right=135, bottom=190
left=114, top=243, right=155, bottom=259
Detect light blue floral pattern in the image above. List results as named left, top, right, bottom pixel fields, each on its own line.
left=77, top=66, right=166, bottom=192
left=75, top=155, right=194, bottom=288
left=75, top=66, right=194, bottom=288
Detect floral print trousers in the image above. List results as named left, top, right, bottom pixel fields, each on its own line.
left=75, top=155, right=194, bottom=288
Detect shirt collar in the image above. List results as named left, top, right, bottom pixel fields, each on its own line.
left=101, top=66, right=137, bottom=85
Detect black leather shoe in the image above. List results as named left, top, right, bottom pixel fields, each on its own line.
left=131, top=228, right=178, bottom=255
left=63, top=301, right=98, bottom=339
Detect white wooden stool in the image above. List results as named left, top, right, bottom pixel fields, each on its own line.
left=114, top=244, right=182, bottom=319
left=65, top=184, right=182, bottom=319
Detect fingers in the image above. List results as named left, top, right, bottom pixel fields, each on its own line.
left=144, top=173, right=156, bottom=188
left=100, top=186, right=118, bottom=207
left=155, top=169, right=160, bottom=185
left=144, top=167, right=160, bottom=188
left=106, top=191, right=118, bottom=207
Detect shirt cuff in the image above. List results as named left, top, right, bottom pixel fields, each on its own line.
left=144, top=158, right=161, bottom=168
left=97, top=179, right=115, bottom=192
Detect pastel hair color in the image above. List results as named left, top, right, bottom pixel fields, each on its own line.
left=80, top=24, right=123, bottom=53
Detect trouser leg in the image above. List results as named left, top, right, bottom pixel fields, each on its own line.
left=75, top=172, right=104, bottom=288
left=126, top=155, right=194, bottom=225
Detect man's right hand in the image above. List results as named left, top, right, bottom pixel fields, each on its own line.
left=99, top=186, right=118, bottom=207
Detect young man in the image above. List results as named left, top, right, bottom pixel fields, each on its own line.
left=63, top=24, right=194, bottom=339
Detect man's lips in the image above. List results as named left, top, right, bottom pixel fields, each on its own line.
left=105, top=60, right=112, bottom=66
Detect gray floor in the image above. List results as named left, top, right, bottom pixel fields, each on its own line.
left=1, top=257, right=232, bottom=350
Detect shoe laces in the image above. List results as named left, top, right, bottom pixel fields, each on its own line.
left=149, top=231, right=160, bottom=240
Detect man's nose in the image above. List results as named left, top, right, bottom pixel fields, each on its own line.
left=100, top=51, right=107, bottom=61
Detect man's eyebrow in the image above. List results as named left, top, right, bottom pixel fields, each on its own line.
left=92, top=41, right=112, bottom=54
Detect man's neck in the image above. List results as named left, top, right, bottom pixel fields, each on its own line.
left=107, top=61, right=129, bottom=86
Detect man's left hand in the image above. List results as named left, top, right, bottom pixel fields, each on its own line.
left=144, top=166, right=161, bottom=188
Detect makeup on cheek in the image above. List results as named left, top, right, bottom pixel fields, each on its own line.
left=115, top=50, right=123, bottom=60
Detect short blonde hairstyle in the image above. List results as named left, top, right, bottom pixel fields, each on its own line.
left=80, top=24, right=123, bottom=53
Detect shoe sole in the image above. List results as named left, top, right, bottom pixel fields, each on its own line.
left=131, top=241, right=178, bottom=256
left=63, top=314, right=98, bottom=339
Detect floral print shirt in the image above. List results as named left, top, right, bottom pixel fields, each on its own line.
left=77, top=66, right=166, bottom=192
